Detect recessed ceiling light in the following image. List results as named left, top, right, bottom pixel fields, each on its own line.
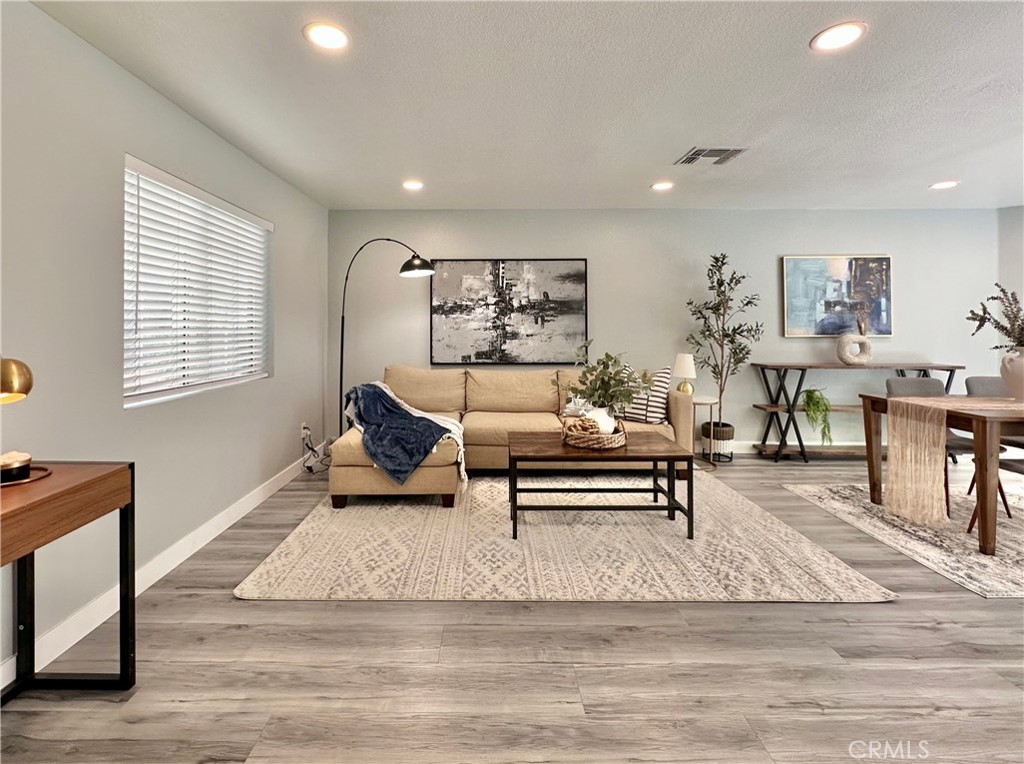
left=303, top=22, right=350, bottom=50
left=810, top=21, right=867, bottom=52
left=929, top=180, right=959, bottom=190
left=651, top=181, right=674, bottom=192
left=402, top=180, right=424, bottom=191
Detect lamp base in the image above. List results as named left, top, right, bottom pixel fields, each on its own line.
left=676, top=380, right=694, bottom=395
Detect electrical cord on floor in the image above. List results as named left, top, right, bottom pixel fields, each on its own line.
left=302, top=429, right=331, bottom=474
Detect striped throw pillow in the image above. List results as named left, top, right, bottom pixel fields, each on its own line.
left=623, top=366, right=672, bottom=424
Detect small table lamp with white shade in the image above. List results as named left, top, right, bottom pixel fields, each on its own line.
left=672, top=353, right=697, bottom=395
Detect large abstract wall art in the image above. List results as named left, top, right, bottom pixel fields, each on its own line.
left=430, top=259, right=588, bottom=364
left=783, top=255, right=893, bottom=337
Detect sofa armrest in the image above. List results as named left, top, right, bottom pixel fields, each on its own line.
left=668, top=389, right=694, bottom=453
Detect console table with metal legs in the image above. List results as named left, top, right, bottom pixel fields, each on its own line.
left=751, top=363, right=964, bottom=462
left=1, top=462, right=136, bottom=705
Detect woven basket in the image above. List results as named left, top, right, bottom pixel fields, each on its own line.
left=562, top=417, right=627, bottom=450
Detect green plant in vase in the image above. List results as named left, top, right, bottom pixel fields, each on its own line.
left=559, top=340, right=653, bottom=434
left=799, top=388, right=833, bottom=446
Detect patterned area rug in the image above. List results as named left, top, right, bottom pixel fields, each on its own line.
left=234, top=473, right=893, bottom=602
left=784, top=483, right=1024, bottom=598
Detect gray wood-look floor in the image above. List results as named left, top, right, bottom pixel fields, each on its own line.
left=3, top=458, right=1022, bottom=763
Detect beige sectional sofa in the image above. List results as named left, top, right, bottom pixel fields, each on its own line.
left=329, top=364, right=694, bottom=507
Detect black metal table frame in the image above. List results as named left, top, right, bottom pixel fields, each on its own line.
left=756, top=366, right=959, bottom=463
left=1, top=465, right=136, bottom=706
left=508, top=458, right=694, bottom=540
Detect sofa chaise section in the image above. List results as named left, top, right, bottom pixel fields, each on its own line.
left=329, top=365, right=465, bottom=507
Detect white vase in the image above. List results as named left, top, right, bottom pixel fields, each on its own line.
left=1000, top=347, right=1024, bottom=400
left=585, top=406, right=617, bottom=434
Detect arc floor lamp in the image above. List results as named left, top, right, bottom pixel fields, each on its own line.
left=339, top=238, right=434, bottom=435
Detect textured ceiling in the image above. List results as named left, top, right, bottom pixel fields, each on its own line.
left=38, top=1, right=1024, bottom=210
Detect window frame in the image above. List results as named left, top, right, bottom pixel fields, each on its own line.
left=123, top=154, right=275, bottom=409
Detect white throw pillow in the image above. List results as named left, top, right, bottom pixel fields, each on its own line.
left=623, top=366, right=672, bottom=424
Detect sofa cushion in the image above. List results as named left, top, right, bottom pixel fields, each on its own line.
left=331, top=428, right=460, bottom=467
left=383, top=365, right=466, bottom=412
left=623, top=366, right=672, bottom=424
left=462, top=411, right=562, bottom=446
left=466, top=369, right=558, bottom=413
left=620, top=418, right=675, bottom=441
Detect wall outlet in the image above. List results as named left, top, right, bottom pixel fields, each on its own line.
left=301, top=422, right=311, bottom=438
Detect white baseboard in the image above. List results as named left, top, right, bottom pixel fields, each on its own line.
left=1, top=448, right=318, bottom=686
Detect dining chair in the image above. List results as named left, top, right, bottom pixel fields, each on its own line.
left=965, top=376, right=1010, bottom=396
left=885, top=377, right=976, bottom=463
left=966, top=376, right=1024, bottom=449
left=885, top=377, right=952, bottom=517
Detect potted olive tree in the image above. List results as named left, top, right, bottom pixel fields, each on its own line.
left=686, top=253, right=764, bottom=461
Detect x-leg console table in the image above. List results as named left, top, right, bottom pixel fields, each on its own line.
left=507, top=432, right=694, bottom=540
left=752, top=363, right=964, bottom=462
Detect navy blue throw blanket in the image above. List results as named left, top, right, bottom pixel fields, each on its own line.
left=344, top=384, right=448, bottom=485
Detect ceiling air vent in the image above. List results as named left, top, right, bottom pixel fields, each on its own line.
left=675, top=147, right=746, bottom=166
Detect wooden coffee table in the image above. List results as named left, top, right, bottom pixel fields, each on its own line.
left=507, top=432, right=694, bottom=540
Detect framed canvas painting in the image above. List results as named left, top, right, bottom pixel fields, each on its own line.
left=783, top=255, right=892, bottom=337
left=430, top=259, right=588, bottom=364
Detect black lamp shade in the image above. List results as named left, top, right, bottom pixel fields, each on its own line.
left=398, top=254, right=435, bottom=278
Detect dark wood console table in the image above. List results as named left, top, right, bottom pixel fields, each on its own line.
left=0, top=462, right=135, bottom=705
left=752, top=363, right=965, bottom=462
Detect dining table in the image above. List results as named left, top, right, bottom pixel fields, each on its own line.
left=860, top=394, right=1024, bottom=555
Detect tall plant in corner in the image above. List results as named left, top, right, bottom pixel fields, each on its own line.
left=686, top=253, right=765, bottom=428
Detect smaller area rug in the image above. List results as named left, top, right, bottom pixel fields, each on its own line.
left=235, top=473, right=893, bottom=602
left=785, top=484, right=1024, bottom=598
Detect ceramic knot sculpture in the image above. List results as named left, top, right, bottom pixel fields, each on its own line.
left=836, top=316, right=873, bottom=366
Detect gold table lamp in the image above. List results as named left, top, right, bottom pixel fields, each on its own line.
left=672, top=353, right=697, bottom=395
left=1, top=357, right=35, bottom=483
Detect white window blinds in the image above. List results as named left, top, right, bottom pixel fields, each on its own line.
left=123, top=155, right=274, bottom=406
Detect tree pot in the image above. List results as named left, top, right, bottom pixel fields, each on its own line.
left=700, top=421, right=735, bottom=463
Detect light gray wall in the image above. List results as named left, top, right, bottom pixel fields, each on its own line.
left=1, top=4, right=327, bottom=659
left=998, top=206, right=1023, bottom=294
left=328, top=208, right=999, bottom=444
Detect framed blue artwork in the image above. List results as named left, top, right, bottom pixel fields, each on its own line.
left=783, top=255, right=892, bottom=337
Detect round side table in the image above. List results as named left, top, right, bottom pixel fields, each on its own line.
left=690, top=394, right=720, bottom=472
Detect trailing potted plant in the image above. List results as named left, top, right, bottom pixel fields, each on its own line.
left=966, top=284, right=1024, bottom=400
left=686, top=253, right=764, bottom=461
left=799, top=388, right=833, bottom=445
left=559, top=341, right=653, bottom=434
